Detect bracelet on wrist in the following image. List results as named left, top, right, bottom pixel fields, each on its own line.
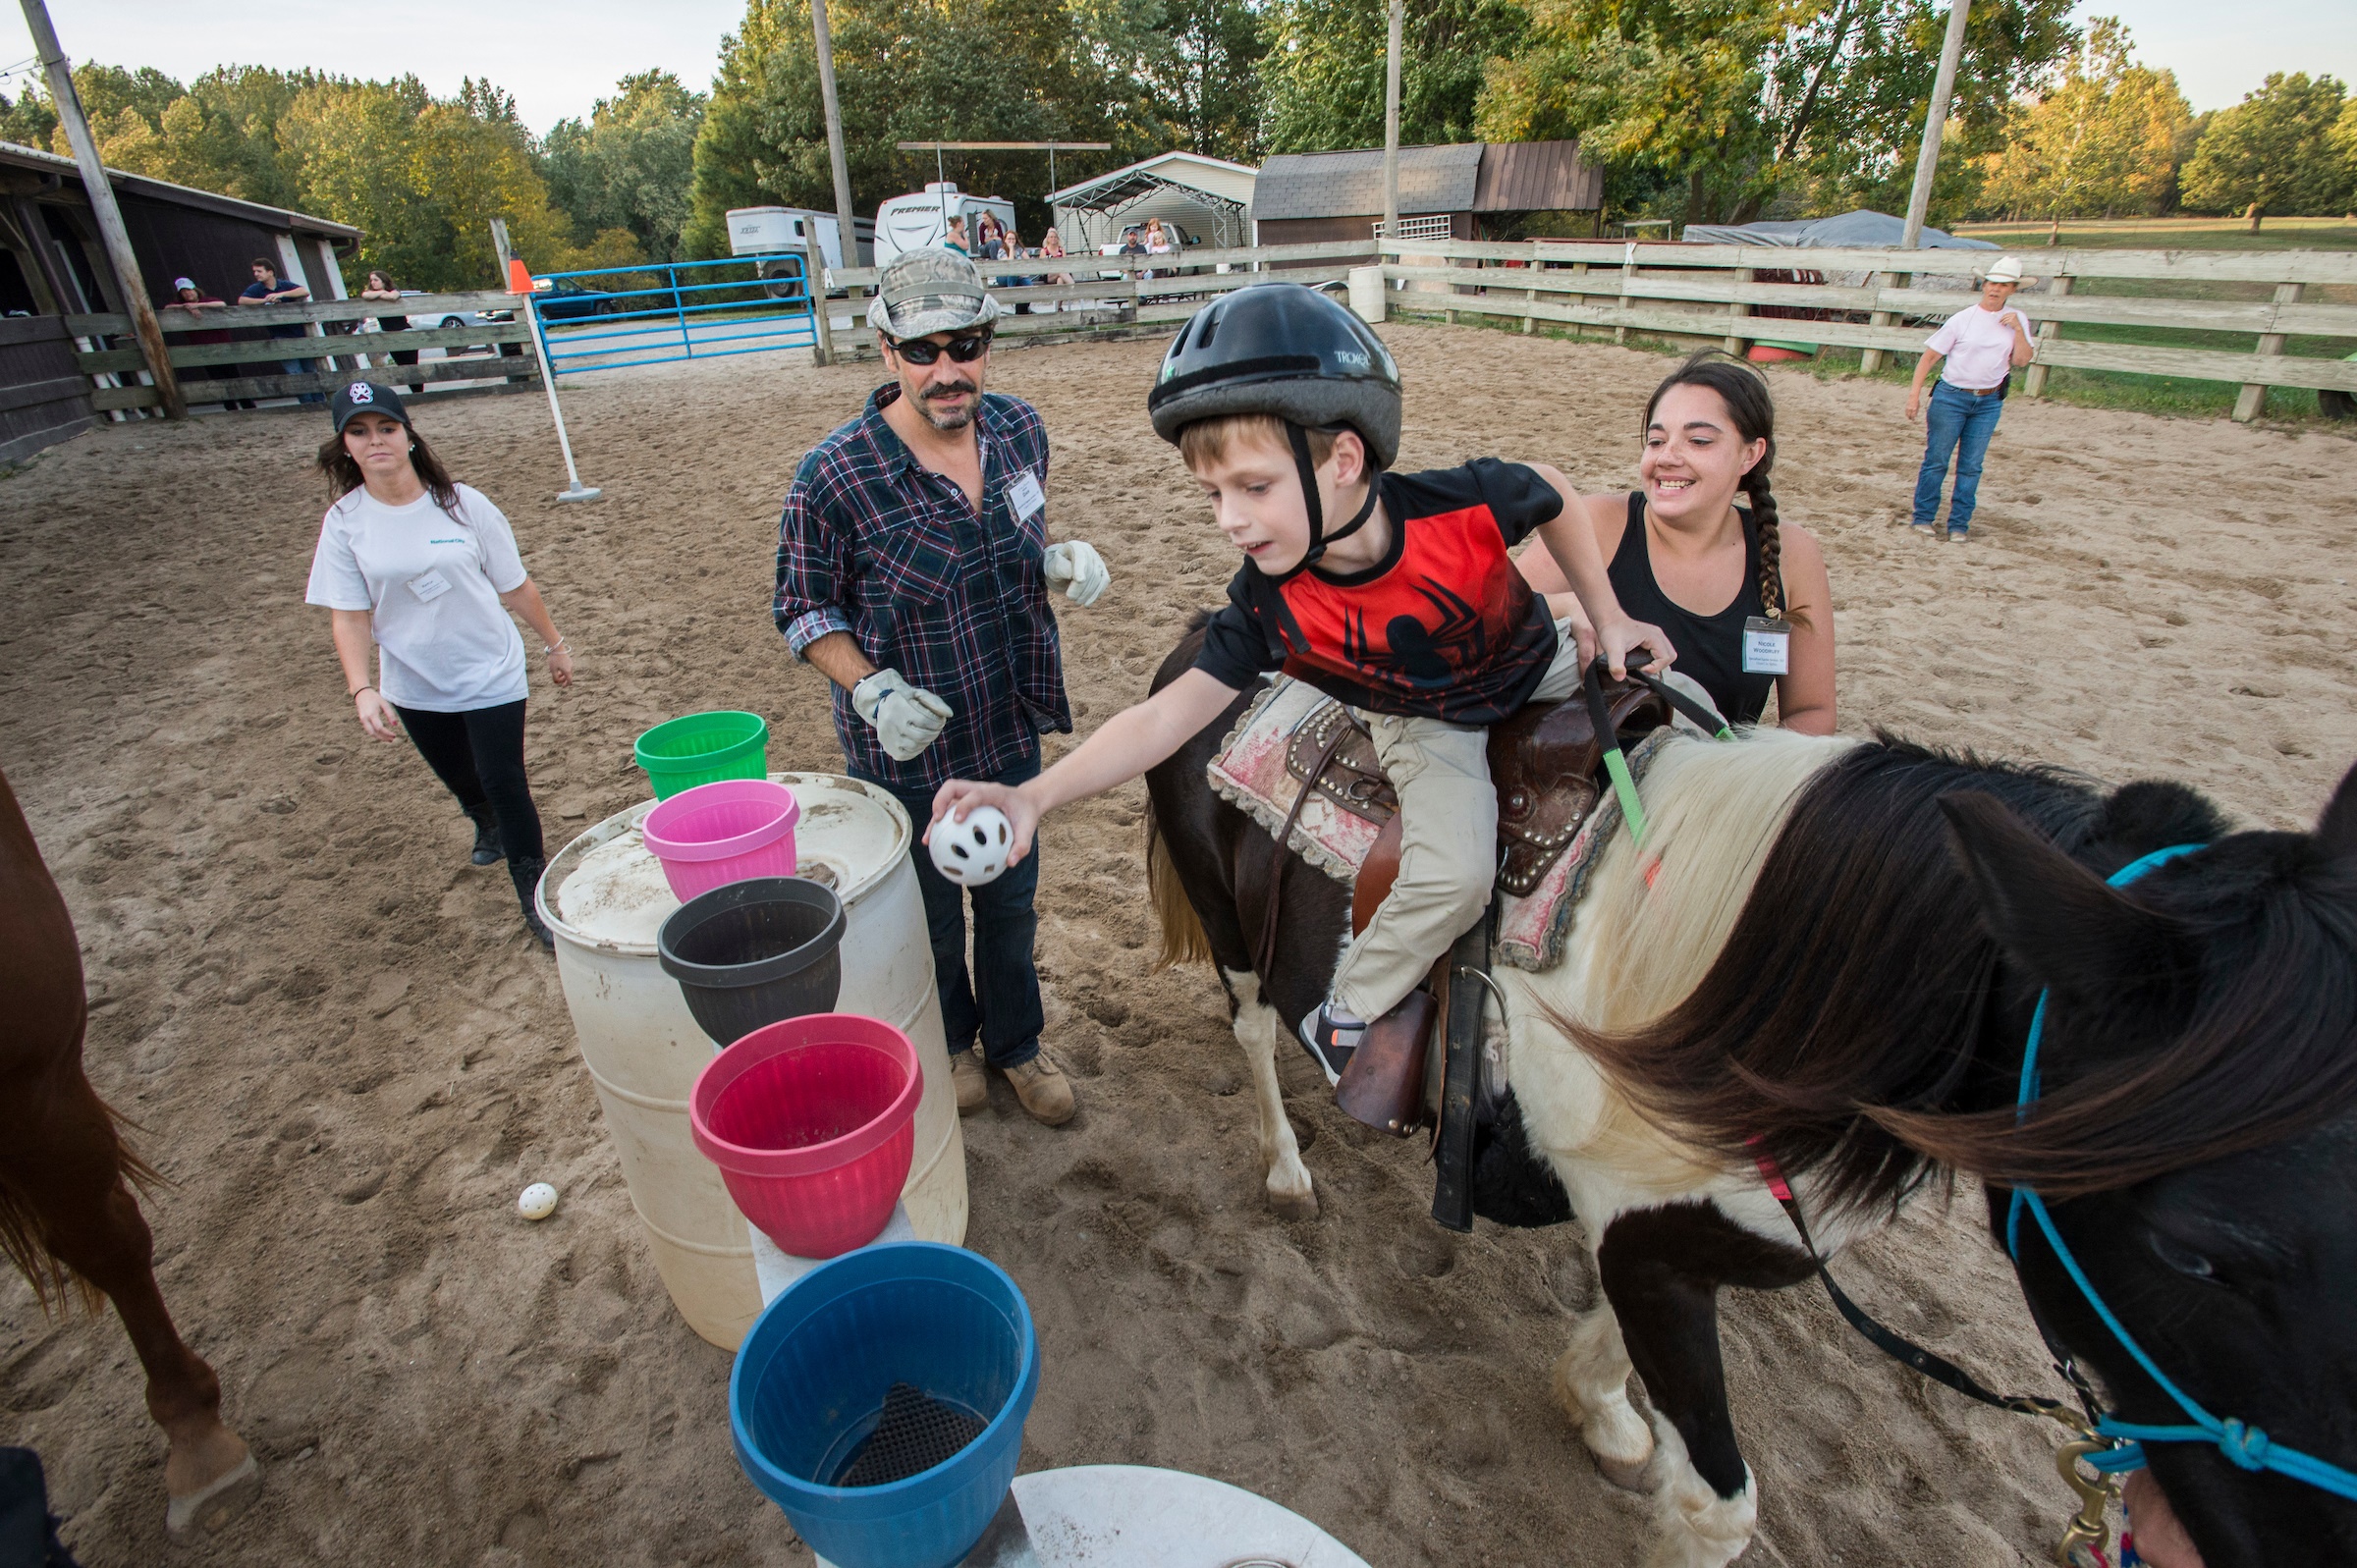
left=544, top=638, right=568, bottom=656
left=351, top=683, right=375, bottom=699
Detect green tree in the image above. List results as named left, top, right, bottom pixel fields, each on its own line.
left=1975, top=18, right=2192, bottom=223
left=0, top=82, right=59, bottom=147
left=545, top=71, right=707, bottom=263
left=2180, top=73, right=2351, bottom=226
left=1132, top=0, right=1268, bottom=161
left=1479, top=0, right=2074, bottom=226
left=1261, top=0, right=1530, bottom=153
left=685, top=0, right=1166, bottom=257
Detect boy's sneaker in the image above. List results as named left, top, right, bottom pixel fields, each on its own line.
left=1298, top=1006, right=1366, bottom=1086
left=1909, top=522, right=1938, bottom=538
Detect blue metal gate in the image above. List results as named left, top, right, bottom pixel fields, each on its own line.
left=529, top=253, right=819, bottom=375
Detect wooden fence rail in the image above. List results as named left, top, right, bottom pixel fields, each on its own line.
left=1368, top=239, right=2357, bottom=417
left=66, top=291, right=539, bottom=412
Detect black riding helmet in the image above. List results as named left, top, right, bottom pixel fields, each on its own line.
left=1147, top=283, right=1401, bottom=567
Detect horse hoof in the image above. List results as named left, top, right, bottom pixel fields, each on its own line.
left=1268, top=1186, right=1319, bottom=1221
left=1595, top=1450, right=1654, bottom=1493
left=165, top=1453, right=260, bottom=1538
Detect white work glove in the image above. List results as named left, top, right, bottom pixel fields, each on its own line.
left=851, top=668, right=954, bottom=762
left=1041, top=540, right=1110, bottom=608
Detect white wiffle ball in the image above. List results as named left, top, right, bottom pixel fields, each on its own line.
left=929, top=806, right=1014, bottom=887
left=518, top=1182, right=559, bottom=1220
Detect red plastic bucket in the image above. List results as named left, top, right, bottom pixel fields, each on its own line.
left=642, top=779, right=800, bottom=902
left=689, top=1014, right=920, bottom=1259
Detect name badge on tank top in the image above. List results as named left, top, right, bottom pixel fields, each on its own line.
left=1741, top=616, right=1789, bottom=676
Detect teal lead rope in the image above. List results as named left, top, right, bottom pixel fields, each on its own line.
left=2007, top=842, right=2357, bottom=1502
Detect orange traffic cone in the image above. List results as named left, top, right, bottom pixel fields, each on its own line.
left=507, top=257, right=532, bottom=295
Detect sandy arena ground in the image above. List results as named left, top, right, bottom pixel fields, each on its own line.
left=3, top=324, right=2354, bottom=1568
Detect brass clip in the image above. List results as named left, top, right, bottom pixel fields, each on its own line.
left=2051, top=1434, right=2122, bottom=1566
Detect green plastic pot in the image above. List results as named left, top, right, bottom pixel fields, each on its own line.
left=634, top=712, right=771, bottom=800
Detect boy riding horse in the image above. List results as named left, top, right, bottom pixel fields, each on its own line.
left=932, top=284, right=1672, bottom=1092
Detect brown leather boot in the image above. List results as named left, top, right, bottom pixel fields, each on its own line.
left=952, top=1050, right=987, bottom=1115
left=1003, top=1055, right=1075, bottom=1126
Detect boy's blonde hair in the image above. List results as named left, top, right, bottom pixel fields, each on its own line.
left=1176, top=413, right=1339, bottom=472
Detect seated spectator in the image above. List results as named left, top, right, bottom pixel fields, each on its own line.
left=945, top=215, right=970, bottom=255
left=1040, top=228, right=1074, bottom=288
left=975, top=212, right=1006, bottom=260
left=238, top=257, right=321, bottom=403
left=358, top=269, right=422, bottom=395
left=164, top=277, right=253, bottom=409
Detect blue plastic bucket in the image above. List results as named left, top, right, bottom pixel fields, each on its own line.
left=730, top=1242, right=1039, bottom=1568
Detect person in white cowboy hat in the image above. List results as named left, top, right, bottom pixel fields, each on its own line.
left=773, top=244, right=1112, bottom=1128
left=1905, top=254, right=2036, bottom=542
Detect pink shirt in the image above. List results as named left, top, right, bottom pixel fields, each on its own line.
left=1925, top=302, right=2030, bottom=391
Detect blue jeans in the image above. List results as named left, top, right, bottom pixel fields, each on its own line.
left=1913, top=380, right=2004, bottom=531
left=855, top=752, right=1043, bottom=1069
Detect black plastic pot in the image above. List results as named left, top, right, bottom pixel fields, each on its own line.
left=658, top=877, right=846, bottom=1047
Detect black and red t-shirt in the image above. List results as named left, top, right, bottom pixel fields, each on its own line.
left=1194, top=458, right=1562, bottom=724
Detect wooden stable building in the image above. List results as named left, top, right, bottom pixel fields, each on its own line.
left=1252, top=141, right=1601, bottom=246
left=0, top=139, right=361, bottom=462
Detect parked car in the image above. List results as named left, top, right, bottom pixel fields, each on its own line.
left=530, top=277, right=620, bottom=322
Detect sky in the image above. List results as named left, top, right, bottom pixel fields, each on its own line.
left=0, top=0, right=2352, bottom=135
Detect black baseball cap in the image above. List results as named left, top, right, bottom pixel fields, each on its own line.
left=330, top=381, right=411, bottom=433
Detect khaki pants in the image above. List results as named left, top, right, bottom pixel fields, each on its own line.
left=1327, top=622, right=1587, bottom=1021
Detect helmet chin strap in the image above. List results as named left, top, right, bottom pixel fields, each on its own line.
left=1287, top=422, right=1379, bottom=568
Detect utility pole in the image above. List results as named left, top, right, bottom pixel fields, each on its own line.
left=1899, top=0, right=1971, bottom=248
left=21, top=0, right=185, bottom=418
left=810, top=0, right=860, bottom=270
left=1381, top=0, right=1404, bottom=241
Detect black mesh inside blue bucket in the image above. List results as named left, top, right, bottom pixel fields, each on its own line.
left=830, top=1382, right=989, bottom=1487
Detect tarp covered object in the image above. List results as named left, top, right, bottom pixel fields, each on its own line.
left=1680, top=209, right=1998, bottom=249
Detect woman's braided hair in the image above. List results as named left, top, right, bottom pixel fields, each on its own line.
left=1644, top=351, right=1801, bottom=627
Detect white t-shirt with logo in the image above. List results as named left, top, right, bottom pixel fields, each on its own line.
left=303, top=482, right=531, bottom=712
left=1925, top=302, right=2031, bottom=392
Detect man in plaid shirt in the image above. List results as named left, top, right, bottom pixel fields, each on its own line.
left=775, top=247, right=1112, bottom=1127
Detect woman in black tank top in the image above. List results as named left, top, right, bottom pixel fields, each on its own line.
left=1520, top=354, right=1835, bottom=733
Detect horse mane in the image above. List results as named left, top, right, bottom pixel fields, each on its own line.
left=1568, top=734, right=2318, bottom=1216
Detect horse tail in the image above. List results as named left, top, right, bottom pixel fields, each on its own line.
left=1145, top=797, right=1213, bottom=970
left=0, top=1086, right=157, bottom=1318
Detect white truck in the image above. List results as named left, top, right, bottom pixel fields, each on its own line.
left=871, top=183, right=1018, bottom=268
left=725, top=206, right=875, bottom=272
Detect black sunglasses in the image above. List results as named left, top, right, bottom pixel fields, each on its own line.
left=888, top=332, right=992, bottom=365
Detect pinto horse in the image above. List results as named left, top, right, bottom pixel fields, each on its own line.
left=1143, top=624, right=2357, bottom=1566
left=0, top=768, right=258, bottom=1536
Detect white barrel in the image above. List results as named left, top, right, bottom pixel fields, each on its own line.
left=537, top=772, right=967, bottom=1350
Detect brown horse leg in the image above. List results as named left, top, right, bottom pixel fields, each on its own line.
left=7, top=1069, right=258, bottom=1535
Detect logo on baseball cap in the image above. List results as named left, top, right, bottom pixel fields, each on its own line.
left=330, top=381, right=411, bottom=432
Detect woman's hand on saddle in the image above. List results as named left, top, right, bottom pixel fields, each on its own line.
left=929, top=780, right=1041, bottom=867
left=1594, top=616, right=1674, bottom=682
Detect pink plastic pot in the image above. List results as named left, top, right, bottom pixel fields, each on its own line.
left=641, top=778, right=799, bottom=902
left=688, top=1014, right=920, bottom=1259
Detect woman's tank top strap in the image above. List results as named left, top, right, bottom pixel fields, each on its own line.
left=1603, top=490, right=1776, bottom=727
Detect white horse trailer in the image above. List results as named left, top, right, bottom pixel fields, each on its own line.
left=725, top=206, right=875, bottom=272
left=871, top=183, right=1017, bottom=268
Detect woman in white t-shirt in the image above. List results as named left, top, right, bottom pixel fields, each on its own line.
left=1905, top=255, right=2035, bottom=541
left=303, top=382, right=576, bottom=949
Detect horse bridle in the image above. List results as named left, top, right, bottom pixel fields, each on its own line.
left=1759, top=842, right=2357, bottom=1562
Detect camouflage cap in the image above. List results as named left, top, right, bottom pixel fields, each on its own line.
left=867, top=245, right=1005, bottom=340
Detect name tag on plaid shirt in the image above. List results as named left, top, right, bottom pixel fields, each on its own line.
left=1008, top=470, right=1045, bottom=522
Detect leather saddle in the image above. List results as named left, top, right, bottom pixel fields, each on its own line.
left=1280, top=676, right=1672, bottom=932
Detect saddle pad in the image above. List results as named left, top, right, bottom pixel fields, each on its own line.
left=1496, top=728, right=1680, bottom=972
left=1206, top=676, right=1385, bottom=886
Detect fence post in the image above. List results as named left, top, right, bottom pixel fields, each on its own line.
left=1725, top=266, right=1752, bottom=355
left=2024, top=271, right=2070, bottom=399
left=1568, top=259, right=1588, bottom=342
left=2233, top=281, right=2302, bottom=422
left=1860, top=271, right=1895, bottom=374
left=1616, top=243, right=1635, bottom=346
left=803, top=240, right=835, bottom=366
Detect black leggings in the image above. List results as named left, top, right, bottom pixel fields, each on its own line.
left=394, top=699, right=544, bottom=864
